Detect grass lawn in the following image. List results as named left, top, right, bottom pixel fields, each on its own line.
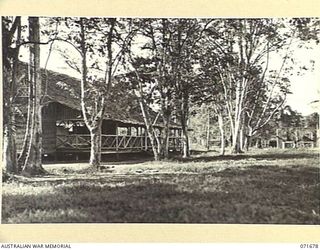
left=2, top=148, right=319, bottom=224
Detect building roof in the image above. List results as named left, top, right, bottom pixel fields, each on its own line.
left=16, top=62, right=181, bottom=129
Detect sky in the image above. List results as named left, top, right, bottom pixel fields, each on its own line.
left=285, top=45, right=320, bottom=114
left=18, top=19, right=320, bottom=116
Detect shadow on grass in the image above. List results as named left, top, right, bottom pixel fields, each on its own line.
left=45, top=152, right=155, bottom=165
left=178, top=151, right=318, bottom=163
left=2, top=164, right=319, bottom=224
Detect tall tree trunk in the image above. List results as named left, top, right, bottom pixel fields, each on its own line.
left=180, top=95, right=190, bottom=158
left=181, top=125, right=190, bottom=158
left=244, top=127, right=253, bottom=151
left=244, top=135, right=249, bottom=151
left=3, top=66, right=17, bottom=174
left=2, top=17, right=22, bottom=174
left=231, top=114, right=246, bottom=154
left=231, top=120, right=241, bottom=153
left=22, top=17, right=45, bottom=175
left=217, top=113, right=225, bottom=156
left=89, top=124, right=102, bottom=168
left=22, top=71, right=35, bottom=170
left=155, top=131, right=162, bottom=158
left=276, top=128, right=280, bottom=148
left=206, top=110, right=210, bottom=151
left=230, top=80, right=241, bottom=154
left=161, top=114, right=171, bottom=159
left=138, top=99, right=160, bottom=161
left=78, top=17, right=116, bottom=168
left=239, top=127, right=244, bottom=152
left=3, top=111, right=17, bottom=173
left=18, top=68, right=33, bottom=169
left=231, top=77, right=247, bottom=154
left=79, top=18, right=100, bottom=168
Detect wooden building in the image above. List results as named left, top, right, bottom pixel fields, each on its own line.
left=275, top=127, right=317, bottom=148
left=252, top=127, right=317, bottom=149
left=14, top=63, right=182, bottom=160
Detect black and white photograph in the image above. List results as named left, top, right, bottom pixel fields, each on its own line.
left=2, top=16, right=319, bottom=224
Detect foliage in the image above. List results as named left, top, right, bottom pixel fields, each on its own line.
left=3, top=16, right=319, bottom=176
left=277, top=105, right=304, bottom=127
left=43, top=17, right=135, bottom=116
left=291, top=18, right=320, bottom=43
left=41, top=17, right=138, bottom=167
left=125, top=18, right=215, bottom=158
left=305, top=112, right=319, bottom=128
left=197, top=19, right=298, bottom=152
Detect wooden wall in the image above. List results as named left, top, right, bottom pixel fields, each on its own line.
left=42, top=103, right=57, bottom=153
left=15, top=118, right=27, bottom=153
left=16, top=102, right=57, bottom=154
left=102, top=120, right=117, bottom=135
left=14, top=101, right=182, bottom=156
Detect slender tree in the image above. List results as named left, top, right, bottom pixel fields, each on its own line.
left=51, top=17, right=136, bottom=168
left=169, top=18, right=213, bottom=158
left=127, top=19, right=176, bottom=159
left=192, top=70, right=228, bottom=155
left=129, top=18, right=213, bottom=159
left=2, top=16, right=21, bottom=174
left=21, top=17, right=45, bottom=175
left=200, top=18, right=295, bottom=153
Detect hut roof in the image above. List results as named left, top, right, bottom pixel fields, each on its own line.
left=16, top=62, right=181, bottom=128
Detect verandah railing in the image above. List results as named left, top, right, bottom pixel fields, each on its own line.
left=56, top=134, right=182, bottom=151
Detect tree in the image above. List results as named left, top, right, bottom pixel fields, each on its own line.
left=305, top=112, right=319, bottom=129
left=291, top=18, right=320, bottom=43
left=188, top=104, right=211, bottom=150
left=124, top=57, right=163, bottom=161
left=49, top=17, right=135, bottom=168
left=168, top=18, right=213, bottom=158
left=200, top=18, right=294, bottom=153
left=128, top=18, right=212, bottom=159
left=21, top=17, right=45, bottom=175
left=193, top=65, right=228, bottom=155
left=136, top=18, right=178, bottom=159
left=2, top=16, right=21, bottom=174
left=3, top=16, right=56, bottom=175
left=125, top=19, right=177, bottom=160
left=17, top=20, right=58, bottom=169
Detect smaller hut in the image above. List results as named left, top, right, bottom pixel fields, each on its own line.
left=275, top=127, right=317, bottom=149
